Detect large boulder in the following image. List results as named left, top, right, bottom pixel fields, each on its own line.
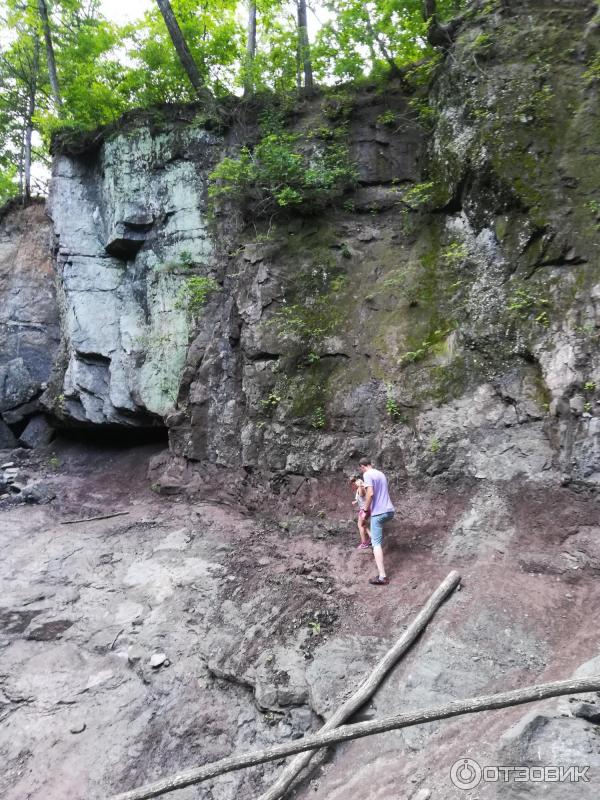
left=18, top=415, right=55, bottom=449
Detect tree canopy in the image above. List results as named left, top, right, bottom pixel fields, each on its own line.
left=0, top=0, right=468, bottom=203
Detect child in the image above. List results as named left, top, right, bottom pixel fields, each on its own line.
left=351, top=475, right=371, bottom=551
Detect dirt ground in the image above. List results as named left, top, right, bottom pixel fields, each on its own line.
left=1, top=440, right=600, bottom=800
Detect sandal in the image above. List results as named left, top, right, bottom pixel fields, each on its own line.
left=368, top=575, right=390, bottom=586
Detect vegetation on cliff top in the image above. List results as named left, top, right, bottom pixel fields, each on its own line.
left=0, top=0, right=466, bottom=203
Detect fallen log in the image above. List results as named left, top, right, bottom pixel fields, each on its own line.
left=257, top=568, right=462, bottom=800
left=110, top=676, right=600, bottom=800
left=112, top=570, right=462, bottom=800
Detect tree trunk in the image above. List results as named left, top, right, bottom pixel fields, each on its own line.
left=38, top=0, right=62, bottom=109
left=422, top=0, right=463, bottom=49
left=18, top=120, right=26, bottom=198
left=110, top=675, right=600, bottom=800
left=23, top=37, right=40, bottom=203
left=296, top=0, right=313, bottom=92
left=423, top=0, right=436, bottom=19
left=155, top=0, right=208, bottom=101
left=243, top=0, right=257, bottom=96
left=364, top=12, right=399, bottom=76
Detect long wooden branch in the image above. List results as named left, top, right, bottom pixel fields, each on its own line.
left=61, top=511, right=129, bottom=525
left=112, top=571, right=461, bottom=800
left=110, top=676, right=600, bottom=800
left=257, top=569, right=462, bottom=800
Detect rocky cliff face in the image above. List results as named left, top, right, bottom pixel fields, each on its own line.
left=41, top=0, right=600, bottom=492
left=2, top=4, right=600, bottom=798
left=46, top=120, right=223, bottom=428
left=0, top=202, right=59, bottom=448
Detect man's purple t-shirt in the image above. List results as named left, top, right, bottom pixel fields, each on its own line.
left=363, top=467, right=395, bottom=516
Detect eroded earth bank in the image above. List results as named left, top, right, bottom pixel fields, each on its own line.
left=2, top=442, right=600, bottom=800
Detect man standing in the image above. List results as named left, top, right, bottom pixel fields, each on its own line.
left=359, top=457, right=395, bottom=586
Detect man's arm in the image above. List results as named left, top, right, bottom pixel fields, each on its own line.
left=363, top=485, right=373, bottom=514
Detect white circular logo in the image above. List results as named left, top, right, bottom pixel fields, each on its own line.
left=450, top=758, right=482, bottom=790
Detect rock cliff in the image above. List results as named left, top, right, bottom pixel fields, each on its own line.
left=0, top=201, right=59, bottom=447
left=46, top=120, right=223, bottom=428
left=38, top=0, right=600, bottom=492
left=1, top=3, right=600, bottom=798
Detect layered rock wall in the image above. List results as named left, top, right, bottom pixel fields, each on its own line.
left=46, top=123, right=222, bottom=427
left=0, top=201, right=59, bottom=447
left=27, top=0, right=600, bottom=490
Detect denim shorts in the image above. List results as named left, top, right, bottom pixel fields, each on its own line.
left=370, top=511, right=394, bottom=546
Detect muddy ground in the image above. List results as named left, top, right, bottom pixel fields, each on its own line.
left=1, top=441, right=600, bottom=800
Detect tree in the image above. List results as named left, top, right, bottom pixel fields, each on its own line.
left=0, top=1, right=45, bottom=203
left=23, top=35, right=40, bottom=202
left=314, top=0, right=467, bottom=84
left=154, top=0, right=209, bottom=100
left=37, top=0, right=62, bottom=109
left=422, top=0, right=467, bottom=48
left=296, top=0, right=314, bottom=91
left=244, top=0, right=257, bottom=95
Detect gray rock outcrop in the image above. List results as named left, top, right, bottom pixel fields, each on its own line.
left=0, top=0, right=584, bottom=491
left=0, top=202, right=59, bottom=443
left=46, top=122, right=223, bottom=427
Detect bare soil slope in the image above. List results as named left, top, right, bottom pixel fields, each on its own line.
left=1, top=444, right=600, bottom=799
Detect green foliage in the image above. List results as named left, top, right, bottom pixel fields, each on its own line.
left=209, top=132, right=358, bottom=218
left=314, top=0, right=467, bottom=83
left=514, top=82, right=554, bottom=124
left=178, top=250, right=195, bottom=268
left=0, top=165, right=18, bottom=205
left=160, top=250, right=198, bottom=272
left=47, top=454, right=61, bottom=471
left=402, top=181, right=437, bottom=209
left=507, top=288, right=550, bottom=326
left=408, top=96, right=439, bottom=128
left=429, top=436, right=441, bottom=453
left=269, top=257, right=347, bottom=350
left=400, top=342, right=431, bottom=364
left=441, top=242, right=469, bottom=267
left=584, top=402, right=593, bottom=413
left=399, top=327, right=454, bottom=365
left=274, top=297, right=343, bottom=342
left=376, top=110, right=398, bottom=127
left=584, top=381, right=596, bottom=392
left=385, top=385, right=404, bottom=421
left=471, top=33, right=493, bottom=54
left=321, top=89, right=355, bottom=121
left=177, top=275, right=219, bottom=316
left=583, top=54, right=600, bottom=84
left=310, top=406, right=326, bottom=429
left=117, top=0, right=242, bottom=105
left=585, top=199, right=600, bottom=217
left=308, top=620, right=321, bottom=636
left=261, top=392, right=281, bottom=412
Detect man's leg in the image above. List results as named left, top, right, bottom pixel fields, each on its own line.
left=370, top=514, right=386, bottom=578
left=373, top=543, right=386, bottom=578
left=369, top=513, right=394, bottom=584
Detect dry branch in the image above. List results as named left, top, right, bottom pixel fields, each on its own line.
left=257, top=569, right=462, bottom=800
left=110, top=676, right=600, bottom=800
left=111, top=570, right=462, bottom=800
left=61, top=511, right=129, bottom=525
